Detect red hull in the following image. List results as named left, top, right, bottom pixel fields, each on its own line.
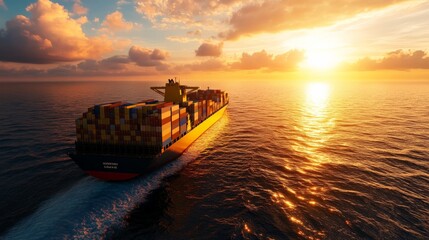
left=85, top=171, right=139, bottom=181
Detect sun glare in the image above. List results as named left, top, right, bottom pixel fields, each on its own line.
left=288, top=30, right=343, bottom=71
left=303, top=50, right=339, bottom=70
left=306, top=82, right=330, bottom=105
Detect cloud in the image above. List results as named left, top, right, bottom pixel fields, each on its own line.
left=221, top=0, right=409, bottom=40
left=101, top=11, right=134, bottom=32
left=167, top=30, right=203, bottom=43
left=166, top=36, right=200, bottom=43
left=0, top=0, right=112, bottom=64
left=77, top=58, right=130, bottom=74
left=195, top=42, right=223, bottom=57
left=76, top=16, right=88, bottom=24
left=117, top=0, right=130, bottom=5
left=178, top=49, right=304, bottom=73
left=231, top=49, right=305, bottom=71
left=135, top=0, right=241, bottom=28
left=128, top=46, right=169, bottom=66
left=76, top=46, right=169, bottom=73
left=187, top=30, right=202, bottom=37
left=0, top=65, right=45, bottom=77
left=0, top=0, right=7, bottom=10
left=47, top=64, right=77, bottom=76
left=0, top=45, right=170, bottom=77
left=345, top=49, right=429, bottom=70
left=73, top=0, right=87, bottom=15
left=176, top=59, right=226, bottom=73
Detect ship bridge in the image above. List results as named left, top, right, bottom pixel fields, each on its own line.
left=151, top=79, right=199, bottom=104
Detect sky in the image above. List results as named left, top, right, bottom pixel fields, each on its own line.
left=0, top=0, right=428, bottom=81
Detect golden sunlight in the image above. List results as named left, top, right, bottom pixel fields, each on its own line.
left=303, top=49, right=339, bottom=70
left=290, top=82, right=333, bottom=166
left=306, top=82, right=330, bottom=106
left=293, top=31, right=343, bottom=70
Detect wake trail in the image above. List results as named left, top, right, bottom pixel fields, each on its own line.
left=3, top=155, right=193, bottom=240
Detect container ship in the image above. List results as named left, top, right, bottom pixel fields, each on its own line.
left=69, top=79, right=229, bottom=181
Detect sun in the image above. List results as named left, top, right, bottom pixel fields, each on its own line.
left=287, top=30, right=343, bottom=71
left=302, top=49, right=339, bottom=70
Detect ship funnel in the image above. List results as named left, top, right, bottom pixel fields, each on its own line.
left=151, top=79, right=199, bottom=104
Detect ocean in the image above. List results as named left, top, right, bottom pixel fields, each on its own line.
left=0, top=80, right=428, bottom=239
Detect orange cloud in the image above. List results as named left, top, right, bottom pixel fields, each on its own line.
left=345, top=49, right=429, bottom=70
left=135, top=0, right=241, bottom=27
left=167, top=29, right=204, bottom=43
left=73, top=0, right=87, bottom=15
left=231, top=49, right=304, bottom=71
left=166, top=36, right=201, bottom=43
left=167, top=30, right=204, bottom=43
left=177, top=49, right=304, bottom=73
left=76, top=16, right=88, bottom=24
left=221, top=0, right=409, bottom=40
left=195, top=42, right=223, bottom=57
left=176, top=59, right=226, bottom=73
left=0, top=0, right=112, bottom=64
left=102, top=11, right=134, bottom=32
left=187, top=30, right=202, bottom=37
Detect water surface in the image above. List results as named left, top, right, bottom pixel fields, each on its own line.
left=0, top=80, right=428, bottom=239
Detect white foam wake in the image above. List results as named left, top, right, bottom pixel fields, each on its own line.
left=3, top=155, right=193, bottom=240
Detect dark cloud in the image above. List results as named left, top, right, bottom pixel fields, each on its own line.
left=195, top=42, right=223, bottom=57
left=47, top=64, right=77, bottom=76
left=0, top=66, right=44, bottom=76
left=77, top=60, right=100, bottom=72
left=100, top=55, right=131, bottom=70
left=128, top=46, right=169, bottom=67
left=77, top=57, right=129, bottom=72
left=76, top=46, right=170, bottom=73
left=0, top=45, right=170, bottom=77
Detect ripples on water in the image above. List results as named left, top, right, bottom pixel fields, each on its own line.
left=0, top=80, right=428, bottom=239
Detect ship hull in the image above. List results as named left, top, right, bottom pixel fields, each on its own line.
left=69, top=104, right=227, bottom=181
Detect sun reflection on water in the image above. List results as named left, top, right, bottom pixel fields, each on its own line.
left=306, top=83, right=330, bottom=109
left=277, top=82, right=337, bottom=239
left=291, top=82, right=335, bottom=165
left=270, top=184, right=329, bottom=239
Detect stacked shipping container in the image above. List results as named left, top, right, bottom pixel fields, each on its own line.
left=187, top=89, right=229, bottom=127
left=76, top=100, right=175, bottom=150
left=179, top=107, right=187, bottom=136
left=75, top=89, right=228, bottom=155
left=170, top=105, right=180, bottom=141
